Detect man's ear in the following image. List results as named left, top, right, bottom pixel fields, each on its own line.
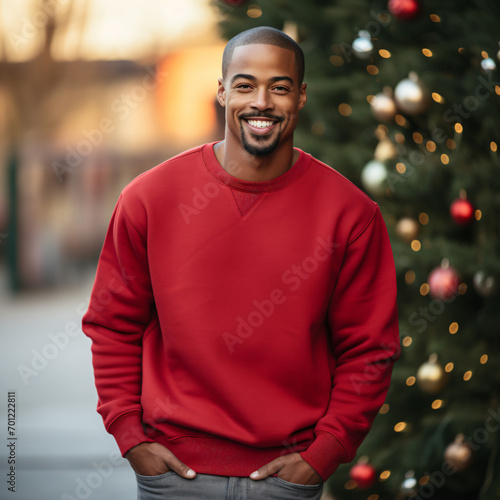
left=217, top=78, right=226, bottom=107
left=298, top=83, right=307, bottom=110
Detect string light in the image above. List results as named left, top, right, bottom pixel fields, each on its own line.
left=405, top=270, right=416, bottom=284
left=449, top=322, right=459, bottom=334
left=481, top=50, right=489, bottom=59
left=367, top=495, right=379, bottom=500
left=344, top=480, right=357, bottom=490
left=366, top=94, right=374, bottom=103
left=329, top=55, right=344, bottom=66
left=430, top=14, right=441, bottom=22
left=379, top=49, right=391, bottom=58
left=406, top=376, right=416, bottom=386
left=445, top=362, right=454, bottom=372
left=367, top=65, right=379, bottom=75
left=395, top=133, right=406, bottom=144
left=480, top=354, right=488, bottom=364
left=396, top=163, right=406, bottom=174
left=246, top=4, right=262, bottom=18
left=402, top=336, right=413, bottom=347
left=380, top=471, right=391, bottom=481
left=432, top=92, right=444, bottom=103
left=395, top=114, right=407, bottom=126
left=441, top=154, right=449, bottom=164
left=431, top=399, right=443, bottom=409
left=338, top=103, right=352, bottom=116
left=455, top=123, right=463, bottom=133
left=446, top=139, right=456, bottom=149
left=411, top=240, right=421, bottom=251
left=420, top=283, right=430, bottom=295
left=413, top=132, right=423, bottom=143
left=463, top=371, right=472, bottom=381
left=491, top=141, right=497, bottom=152
left=475, top=209, right=482, bottom=220
left=426, top=141, right=436, bottom=152
left=422, top=48, right=433, bottom=57
left=379, top=403, right=390, bottom=414
left=458, top=283, right=467, bottom=294
left=394, top=422, right=407, bottom=432
left=419, top=212, right=429, bottom=225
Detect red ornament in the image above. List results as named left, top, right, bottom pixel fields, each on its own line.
left=349, top=463, right=377, bottom=489
left=428, top=264, right=460, bottom=300
left=450, top=198, right=474, bottom=225
left=388, top=0, right=421, bottom=20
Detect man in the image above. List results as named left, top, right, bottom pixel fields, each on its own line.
left=82, top=26, right=399, bottom=499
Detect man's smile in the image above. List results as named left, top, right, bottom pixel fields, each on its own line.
left=240, top=115, right=282, bottom=136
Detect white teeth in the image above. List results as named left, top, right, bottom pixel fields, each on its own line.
left=247, top=120, right=273, bottom=128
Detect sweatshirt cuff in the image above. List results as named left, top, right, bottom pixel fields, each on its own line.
left=107, top=411, right=155, bottom=457
left=299, top=430, right=350, bottom=482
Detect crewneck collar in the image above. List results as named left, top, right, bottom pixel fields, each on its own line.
left=202, top=142, right=311, bottom=194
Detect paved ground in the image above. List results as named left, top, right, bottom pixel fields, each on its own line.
left=0, top=273, right=334, bottom=500
left=0, top=275, right=137, bottom=500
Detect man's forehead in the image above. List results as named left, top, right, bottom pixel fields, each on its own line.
left=227, top=44, right=297, bottom=74
left=231, top=43, right=295, bottom=59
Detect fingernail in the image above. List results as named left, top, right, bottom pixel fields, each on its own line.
left=187, top=469, right=196, bottom=478
left=250, top=471, right=259, bottom=479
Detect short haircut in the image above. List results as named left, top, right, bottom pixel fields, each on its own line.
left=222, top=26, right=305, bottom=85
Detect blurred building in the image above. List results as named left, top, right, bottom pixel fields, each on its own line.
left=0, top=17, right=225, bottom=289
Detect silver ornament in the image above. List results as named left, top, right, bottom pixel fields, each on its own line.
left=481, top=57, right=496, bottom=73
left=394, top=71, right=429, bottom=115
left=473, top=271, right=496, bottom=297
left=352, top=30, right=373, bottom=59
left=361, top=160, right=387, bottom=196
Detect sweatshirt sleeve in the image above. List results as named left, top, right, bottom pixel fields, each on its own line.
left=300, top=205, right=400, bottom=481
left=82, top=194, right=156, bottom=456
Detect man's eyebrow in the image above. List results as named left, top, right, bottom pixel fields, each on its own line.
left=230, top=74, right=295, bottom=86
left=230, top=74, right=256, bottom=85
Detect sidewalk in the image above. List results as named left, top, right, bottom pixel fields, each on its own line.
left=0, top=277, right=136, bottom=500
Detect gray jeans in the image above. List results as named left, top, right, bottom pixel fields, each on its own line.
left=135, top=471, right=324, bottom=499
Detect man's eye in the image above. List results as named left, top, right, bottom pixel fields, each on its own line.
left=236, top=84, right=253, bottom=90
left=273, top=86, right=289, bottom=93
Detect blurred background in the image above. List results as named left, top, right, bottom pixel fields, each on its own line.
left=1, top=0, right=500, bottom=499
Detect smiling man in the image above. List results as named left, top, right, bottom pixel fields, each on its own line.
left=83, top=27, right=399, bottom=500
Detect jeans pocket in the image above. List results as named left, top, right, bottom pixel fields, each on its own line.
left=135, top=470, right=177, bottom=482
left=272, top=476, right=323, bottom=490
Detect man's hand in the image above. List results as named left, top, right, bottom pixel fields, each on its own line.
left=125, top=442, right=196, bottom=479
left=249, top=452, right=322, bottom=485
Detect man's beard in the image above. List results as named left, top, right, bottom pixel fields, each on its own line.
left=241, top=128, right=281, bottom=156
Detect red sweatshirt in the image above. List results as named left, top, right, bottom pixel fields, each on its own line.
left=82, top=142, right=399, bottom=482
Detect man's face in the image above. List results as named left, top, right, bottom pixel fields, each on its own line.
left=218, top=44, right=307, bottom=157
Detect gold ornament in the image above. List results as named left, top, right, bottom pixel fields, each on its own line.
left=374, top=137, right=397, bottom=162
left=444, top=434, right=474, bottom=472
left=417, top=353, right=448, bottom=394
left=396, top=217, right=419, bottom=242
left=371, top=87, right=397, bottom=122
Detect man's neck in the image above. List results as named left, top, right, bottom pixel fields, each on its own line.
left=213, top=139, right=299, bottom=182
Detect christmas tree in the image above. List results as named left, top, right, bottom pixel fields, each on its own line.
left=213, top=0, right=500, bottom=498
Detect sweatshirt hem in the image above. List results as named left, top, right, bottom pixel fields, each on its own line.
left=150, top=432, right=312, bottom=477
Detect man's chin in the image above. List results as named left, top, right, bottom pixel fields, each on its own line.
left=241, top=132, right=280, bottom=156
